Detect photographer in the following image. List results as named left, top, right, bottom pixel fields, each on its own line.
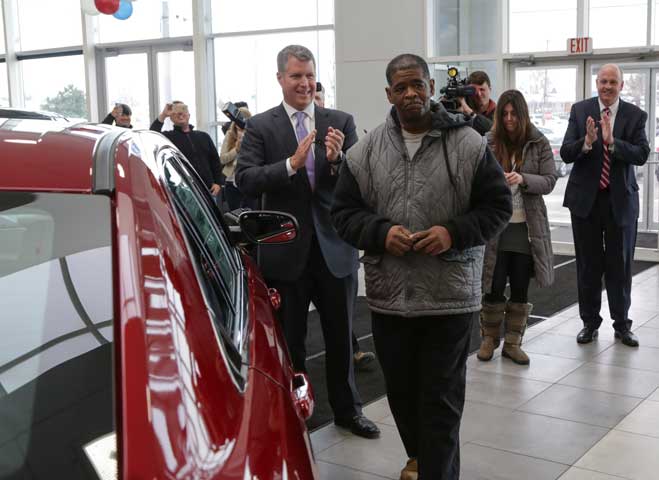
left=102, top=103, right=132, bottom=128
left=457, top=71, right=497, bottom=135
left=220, top=105, right=252, bottom=210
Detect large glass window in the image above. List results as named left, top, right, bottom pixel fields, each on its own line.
left=429, top=0, right=498, bottom=56
left=509, top=0, right=577, bottom=53
left=0, top=8, right=5, bottom=54
left=96, top=0, right=192, bottom=44
left=515, top=66, right=578, bottom=224
left=0, top=191, right=114, bottom=479
left=105, top=53, right=150, bottom=129
left=21, top=55, right=87, bottom=120
left=215, top=30, right=335, bottom=116
left=0, top=64, right=8, bottom=106
left=16, top=0, right=82, bottom=51
left=590, top=0, right=647, bottom=49
left=158, top=50, right=197, bottom=125
left=211, top=0, right=332, bottom=32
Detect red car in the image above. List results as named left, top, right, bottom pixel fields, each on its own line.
left=0, top=114, right=317, bottom=479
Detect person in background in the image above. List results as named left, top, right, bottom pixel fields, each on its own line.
left=102, top=103, right=132, bottom=128
left=478, top=89, right=557, bottom=365
left=151, top=101, right=222, bottom=197
left=220, top=106, right=253, bottom=211
left=456, top=71, right=496, bottom=135
left=314, top=81, right=377, bottom=370
left=561, top=63, right=649, bottom=347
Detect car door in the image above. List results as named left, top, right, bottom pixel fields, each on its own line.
left=160, top=149, right=316, bottom=479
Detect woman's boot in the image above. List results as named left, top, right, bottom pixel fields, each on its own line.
left=502, top=302, right=533, bottom=365
left=477, top=302, right=506, bottom=361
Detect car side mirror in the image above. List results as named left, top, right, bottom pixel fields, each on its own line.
left=226, top=210, right=298, bottom=245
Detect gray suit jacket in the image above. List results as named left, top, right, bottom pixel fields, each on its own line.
left=235, top=103, right=359, bottom=282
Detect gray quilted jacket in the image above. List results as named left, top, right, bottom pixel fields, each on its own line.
left=482, top=127, right=557, bottom=291
left=331, top=104, right=512, bottom=317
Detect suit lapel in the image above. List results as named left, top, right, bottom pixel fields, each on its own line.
left=613, top=99, right=627, bottom=140
left=314, top=106, right=329, bottom=180
left=273, top=104, right=300, bottom=157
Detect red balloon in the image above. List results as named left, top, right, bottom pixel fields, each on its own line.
left=94, top=0, right=120, bottom=15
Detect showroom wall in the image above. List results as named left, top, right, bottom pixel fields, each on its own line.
left=334, top=0, right=426, bottom=133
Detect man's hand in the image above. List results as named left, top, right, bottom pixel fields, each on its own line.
left=600, top=109, right=614, bottom=146
left=457, top=97, right=474, bottom=116
left=111, top=105, right=122, bottom=119
left=505, top=172, right=524, bottom=186
left=290, top=130, right=316, bottom=170
left=158, top=103, right=173, bottom=122
left=385, top=225, right=414, bottom=256
left=585, top=115, right=598, bottom=148
left=210, top=183, right=221, bottom=196
left=325, top=126, right=345, bottom=163
left=411, top=226, right=452, bottom=256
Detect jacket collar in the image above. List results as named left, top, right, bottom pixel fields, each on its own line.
left=387, top=101, right=472, bottom=135
left=173, top=124, right=194, bottom=133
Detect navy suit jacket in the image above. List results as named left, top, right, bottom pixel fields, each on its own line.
left=235, top=103, right=359, bottom=282
left=561, top=97, right=649, bottom=226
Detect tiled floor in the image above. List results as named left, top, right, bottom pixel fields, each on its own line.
left=311, top=265, right=659, bottom=480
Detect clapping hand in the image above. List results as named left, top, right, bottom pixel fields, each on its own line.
left=585, top=116, right=598, bottom=148
left=325, top=126, right=345, bottom=163
left=290, top=130, right=316, bottom=170
left=600, top=109, right=613, bottom=146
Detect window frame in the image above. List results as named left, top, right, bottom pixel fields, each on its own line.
left=158, top=148, right=250, bottom=388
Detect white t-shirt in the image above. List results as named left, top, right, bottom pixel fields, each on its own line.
left=401, top=129, right=429, bottom=159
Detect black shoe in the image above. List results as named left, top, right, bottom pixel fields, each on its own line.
left=334, top=414, right=380, bottom=439
left=354, top=351, right=376, bottom=370
left=576, top=327, right=598, bottom=344
left=615, top=330, right=639, bottom=347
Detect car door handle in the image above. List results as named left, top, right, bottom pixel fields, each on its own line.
left=291, top=373, right=314, bottom=420
left=268, top=287, right=281, bottom=311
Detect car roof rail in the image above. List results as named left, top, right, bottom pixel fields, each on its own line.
left=92, top=128, right=129, bottom=195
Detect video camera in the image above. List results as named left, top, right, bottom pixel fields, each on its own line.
left=439, top=67, right=476, bottom=111
left=222, top=101, right=247, bottom=130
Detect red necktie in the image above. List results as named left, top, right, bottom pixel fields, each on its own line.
left=599, top=107, right=611, bottom=190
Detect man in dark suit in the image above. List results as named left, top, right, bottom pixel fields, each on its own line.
left=235, top=44, right=379, bottom=439
left=561, top=63, right=650, bottom=347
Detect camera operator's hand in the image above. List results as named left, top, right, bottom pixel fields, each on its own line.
left=325, top=126, right=345, bottom=163
left=411, top=226, right=452, bottom=256
left=158, top=103, right=173, bottom=122
left=210, top=183, right=221, bottom=196
left=457, top=97, right=474, bottom=116
left=290, top=130, right=317, bottom=171
left=385, top=225, right=415, bottom=256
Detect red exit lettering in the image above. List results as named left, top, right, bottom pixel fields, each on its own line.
left=568, top=37, right=592, bottom=54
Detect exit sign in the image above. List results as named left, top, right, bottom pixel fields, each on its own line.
left=567, top=37, right=593, bottom=54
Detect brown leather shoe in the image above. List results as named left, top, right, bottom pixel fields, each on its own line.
left=400, top=458, right=418, bottom=480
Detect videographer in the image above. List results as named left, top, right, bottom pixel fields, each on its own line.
left=220, top=105, right=252, bottom=210
left=457, top=71, right=497, bottom=135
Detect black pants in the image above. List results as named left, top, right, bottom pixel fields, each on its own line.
left=372, top=311, right=472, bottom=480
left=571, top=189, right=636, bottom=332
left=267, top=237, right=361, bottom=420
left=483, top=251, right=534, bottom=304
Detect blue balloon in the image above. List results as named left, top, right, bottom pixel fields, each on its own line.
left=113, top=0, right=133, bottom=20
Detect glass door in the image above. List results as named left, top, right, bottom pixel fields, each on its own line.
left=512, top=62, right=581, bottom=226
left=586, top=62, right=658, bottom=232
left=98, top=42, right=195, bottom=130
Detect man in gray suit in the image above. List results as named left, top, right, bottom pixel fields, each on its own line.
left=235, top=44, right=379, bottom=439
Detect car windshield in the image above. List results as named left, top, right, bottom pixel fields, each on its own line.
left=0, top=192, right=115, bottom=479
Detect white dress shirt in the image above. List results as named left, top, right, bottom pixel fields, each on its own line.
left=282, top=101, right=316, bottom=176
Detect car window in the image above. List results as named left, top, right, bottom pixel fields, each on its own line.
left=161, top=155, right=249, bottom=367
left=0, top=192, right=114, bottom=479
